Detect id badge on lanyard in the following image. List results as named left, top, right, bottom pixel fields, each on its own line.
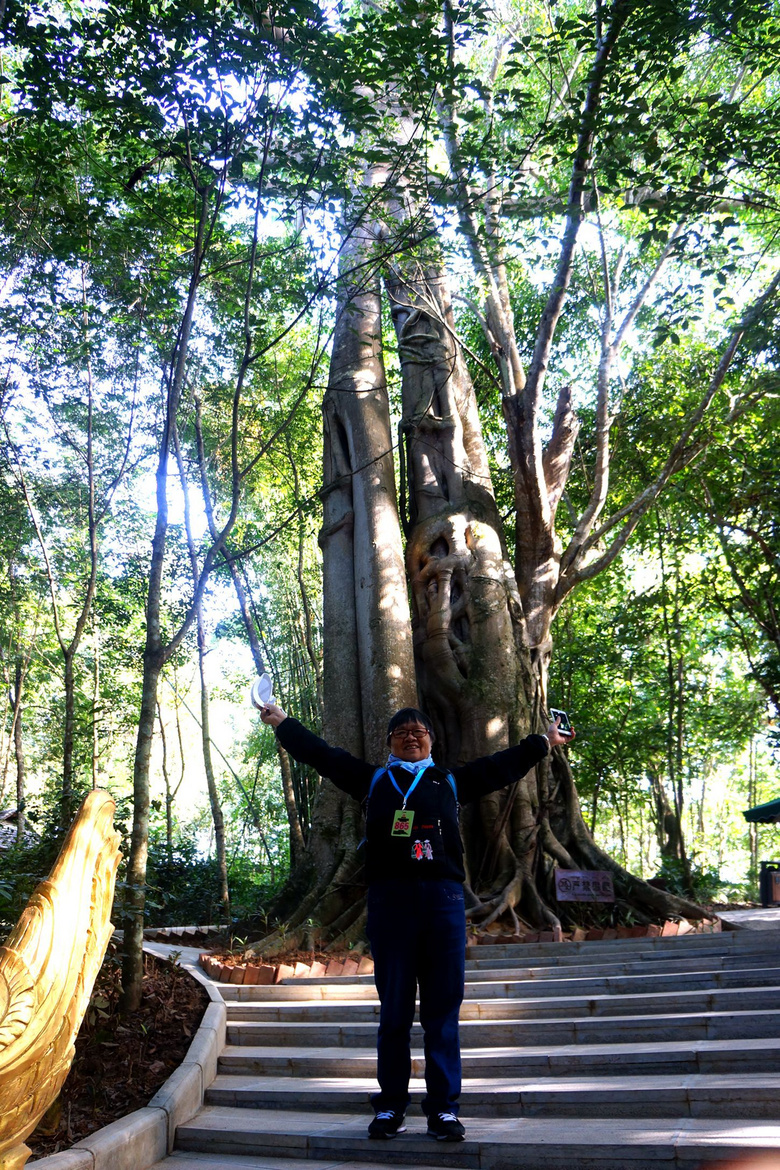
left=391, top=810, right=413, bottom=836
left=387, top=763, right=431, bottom=837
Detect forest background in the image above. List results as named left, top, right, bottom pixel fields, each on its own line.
left=1, top=0, right=778, bottom=1010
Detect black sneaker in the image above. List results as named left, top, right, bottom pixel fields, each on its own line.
left=426, top=1111, right=465, bottom=1141
left=368, top=1110, right=406, bottom=1139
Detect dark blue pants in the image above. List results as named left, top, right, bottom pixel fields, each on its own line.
left=366, top=879, right=466, bottom=1116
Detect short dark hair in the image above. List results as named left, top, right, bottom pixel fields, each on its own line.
left=386, top=707, right=435, bottom=743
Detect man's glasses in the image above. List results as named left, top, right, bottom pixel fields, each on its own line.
left=391, top=727, right=430, bottom=741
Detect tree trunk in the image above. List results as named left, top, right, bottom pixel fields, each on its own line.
left=121, top=649, right=162, bottom=1011
left=590, top=772, right=603, bottom=835
left=288, top=436, right=324, bottom=720
left=61, top=650, right=76, bottom=828
left=254, top=234, right=708, bottom=955
left=384, top=247, right=706, bottom=930
left=13, top=661, right=26, bottom=846
left=92, top=613, right=100, bottom=789
left=223, top=548, right=308, bottom=862
left=250, top=151, right=711, bottom=955
left=251, top=203, right=416, bottom=957
left=320, top=235, right=416, bottom=759
left=121, top=186, right=214, bottom=1012
left=657, top=524, right=694, bottom=891
left=277, top=741, right=306, bottom=869
left=157, top=702, right=174, bottom=860
left=197, top=607, right=231, bottom=921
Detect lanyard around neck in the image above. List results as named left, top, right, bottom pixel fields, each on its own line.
left=387, top=761, right=433, bottom=809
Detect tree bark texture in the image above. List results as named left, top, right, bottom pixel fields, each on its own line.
left=253, top=210, right=417, bottom=957
left=319, top=229, right=416, bottom=760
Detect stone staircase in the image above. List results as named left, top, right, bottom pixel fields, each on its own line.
left=154, top=929, right=780, bottom=1169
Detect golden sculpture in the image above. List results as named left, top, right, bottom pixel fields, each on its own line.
left=0, top=790, right=121, bottom=1170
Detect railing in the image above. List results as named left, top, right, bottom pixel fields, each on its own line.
left=0, top=790, right=121, bottom=1170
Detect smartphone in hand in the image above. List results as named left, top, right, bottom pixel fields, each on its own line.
left=549, top=708, right=574, bottom=738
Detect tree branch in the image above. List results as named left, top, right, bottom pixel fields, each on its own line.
left=558, top=266, right=780, bottom=594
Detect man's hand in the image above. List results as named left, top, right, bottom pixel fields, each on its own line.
left=546, top=717, right=575, bottom=747
left=260, top=702, right=288, bottom=728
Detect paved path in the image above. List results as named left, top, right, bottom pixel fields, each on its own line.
left=717, top=906, right=780, bottom=931
left=148, top=928, right=780, bottom=1169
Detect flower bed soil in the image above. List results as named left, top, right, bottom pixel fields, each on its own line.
left=28, top=944, right=209, bottom=1161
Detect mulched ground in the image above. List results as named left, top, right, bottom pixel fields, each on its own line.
left=27, top=944, right=209, bottom=1161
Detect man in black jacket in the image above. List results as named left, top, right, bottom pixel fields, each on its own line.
left=260, top=702, right=573, bottom=1142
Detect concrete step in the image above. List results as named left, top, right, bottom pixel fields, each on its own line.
left=465, top=929, right=780, bottom=963
left=154, top=1154, right=455, bottom=1170
left=277, top=949, right=780, bottom=989
left=274, top=935, right=780, bottom=982
left=465, top=947, right=780, bottom=977
left=175, top=1106, right=780, bottom=1168
left=205, top=1071, right=780, bottom=1119
left=225, top=1007, right=780, bottom=1048
left=224, top=983, right=780, bottom=1023
left=218, top=963, right=780, bottom=1003
left=461, top=965, right=780, bottom=999
left=466, top=948, right=780, bottom=980
left=218, top=1035, right=780, bottom=1078
left=219, top=982, right=379, bottom=1002
left=176, top=927, right=780, bottom=1169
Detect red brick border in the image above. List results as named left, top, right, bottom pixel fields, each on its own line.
left=198, top=953, right=374, bottom=984
left=473, top=917, right=721, bottom=945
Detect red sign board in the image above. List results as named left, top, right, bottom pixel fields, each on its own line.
left=555, top=869, right=615, bottom=903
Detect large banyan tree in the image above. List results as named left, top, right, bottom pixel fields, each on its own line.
left=257, top=0, right=780, bottom=953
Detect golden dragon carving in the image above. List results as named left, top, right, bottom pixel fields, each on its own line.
left=0, top=790, right=121, bottom=1170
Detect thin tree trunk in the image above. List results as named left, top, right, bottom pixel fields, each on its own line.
left=157, top=702, right=174, bottom=860
left=92, top=614, right=100, bottom=789
left=277, top=742, right=305, bottom=868
left=120, top=158, right=256, bottom=1006
left=121, top=651, right=163, bottom=1010
left=219, top=544, right=308, bottom=860
left=62, top=650, right=76, bottom=825
left=616, top=795, right=626, bottom=867
left=121, top=186, right=211, bottom=1013
left=287, top=435, right=324, bottom=719
left=13, top=661, right=26, bottom=846
left=173, top=386, right=232, bottom=923
left=656, top=519, right=693, bottom=888
left=196, top=607, right=230, bottom=920
left=590, top=773, right=602, bottom=835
